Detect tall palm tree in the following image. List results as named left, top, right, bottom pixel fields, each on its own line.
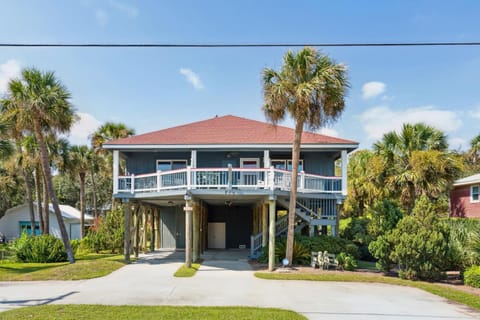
left=69, top=145, right=91, bottom=238
left=91, top=122, right=135, bottom=153
left=469, top=134, right=480, bottom=164
left=0, top=121, right=13, bottom=159
left=1, top=68, right=77, bottom=263
left=374, top=123, right=453, bottom=213
left=262, top=47, right=349, bottom=265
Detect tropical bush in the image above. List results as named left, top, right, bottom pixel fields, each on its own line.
left=82, top=207, right=124, bottom=253
left=446, top=218, right=480, bottom=272
left=13, top=233, right=67, bottom=263
left=336, top=252, right=357, bottom=271
left=464, top=265, right=480, bottom=288
left=369, top=196, right=449, bottom=281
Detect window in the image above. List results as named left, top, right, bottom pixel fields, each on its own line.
left=472, top=185, right=479, bottom=202
left=271, top=159, right=303, bottom=171
left=19, top=221, right=40, bottom=236
left=156, top=160, right=187, bottom=171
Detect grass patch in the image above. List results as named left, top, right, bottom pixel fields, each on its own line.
left=0, top=254, right=128, bottom=281
left=0, top=305, right=306, bottom=320
left=174, top=263, right=201, bottom=277
left=255, top=272, right=480, bottom=311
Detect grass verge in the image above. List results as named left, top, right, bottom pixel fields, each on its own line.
left=174, top=262, right=201, bottom=277
left=0, top=254, right=128, bottom=281
left=255, top=272, right=480, bottom=311
left=0, top=305, right=306, bottom=320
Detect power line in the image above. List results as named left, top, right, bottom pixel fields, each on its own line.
left=1, top=41, right=480, bottom=48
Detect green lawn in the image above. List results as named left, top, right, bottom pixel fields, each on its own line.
left=255, top=272, right=480, bottom=311
left=174, top=263, right=201, bottom=277
left=1, top=305, right=306, bottom=320
left=0, top=254, right=128, bottom=281
left=356, top=260, right=377, bottom=270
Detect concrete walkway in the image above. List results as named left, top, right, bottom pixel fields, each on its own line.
left=0, top=250, right=479, bottom=320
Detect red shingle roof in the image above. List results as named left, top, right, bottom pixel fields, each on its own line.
left=105, top=115, right=358, bottom=146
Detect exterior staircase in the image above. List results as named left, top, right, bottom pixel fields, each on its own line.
left=249, top=197, right=336, bottom=258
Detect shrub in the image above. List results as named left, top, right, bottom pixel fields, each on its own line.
left=464, top=265, right=480, bottom=288
left=368, top=235, right=395, bottom=272
left=70, top=239, right=80, bottom=255
left=82, top=207, right=124, bottom=254
left=274, top=239, right=310, bottom=265
left=13, top=233, right=67, bottom=263
left=336, top=252, right=357, bottom=271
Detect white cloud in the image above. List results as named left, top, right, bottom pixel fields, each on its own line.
left=0, top=59, right=21, bottom=95
left=362, top=81, right=386, bottom=99
left=68, top=112, right=102, bottom=146
left=360, top=105, right=462, bottom=140
left=470, top=106, right=480, bottom=119
left=179, top=68, right=204, bottom=90
left=448, top=137, right=468, bottom=151
left=107, top=0, right=139, bottom=17
left=317, top=127, right=339, bottom=137
left=95, top=9, right=109, bottom=26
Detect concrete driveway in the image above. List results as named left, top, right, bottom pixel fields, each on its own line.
left=0, top=250, right=479, bottom=320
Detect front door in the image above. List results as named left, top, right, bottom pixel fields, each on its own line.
left=240, top=158, right=260, bottom=186
left=208, top=222, right=226, bottom=249
left=160, top=207, right=185, bottom=249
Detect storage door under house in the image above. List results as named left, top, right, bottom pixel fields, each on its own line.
left=160, top=207, right=185, bottom=249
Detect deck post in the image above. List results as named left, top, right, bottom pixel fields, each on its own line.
left=134, top=206, right=140, bottom=258
left=142, top=207, right=148, bottom=252
left=269, top=166, right=275, bottom=190
left=341, top=150, right=348, bottom=196
left=186, top=166, right=192, bottom=190
left=191, top=150, right=197, bottom=188
left=113, top=150, right=119, bottom=194
left=156, top=171, right=161, bottom=192
left=300, top=171, right=305, bottom=191
left=268, top=197, right=276, bottom=272
left=262, top=203, right=268, bottom=247
left=130, top=174, right=135, bottom=194
left=124, top=201, right=132, bottom=262
left=185, top=195, right=193, bottom=268
left=263, top=150, right=270, bottom=168
left=150, top=208, right=155, bottom=252
left=193, top=203, right=199, bottom=262
left=155, top=208, right=161, bottom=249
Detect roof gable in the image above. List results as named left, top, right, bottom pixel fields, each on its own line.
left=104, top=115, right=358, bottom=147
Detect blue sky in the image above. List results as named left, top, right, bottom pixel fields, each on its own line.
left=0, top=0, right=479, bottom=150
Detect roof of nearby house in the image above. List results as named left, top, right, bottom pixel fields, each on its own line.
left=453, top=174, right=480, bottom=187
left=4, top=203, right=94, bottom=221
left=103, top=115, right=358, bottom=148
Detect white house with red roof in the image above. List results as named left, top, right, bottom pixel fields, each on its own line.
left=103, top=115, right=358, bottom=266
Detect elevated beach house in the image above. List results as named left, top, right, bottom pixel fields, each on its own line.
left=103, top=115, right=358, bottom=266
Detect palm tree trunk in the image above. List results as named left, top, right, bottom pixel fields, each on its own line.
left=285, top=120, right=304, bottom=266
left=33, top=167, right=44, bottom=234
left=21, top=168, right=36, bottom=236
left=42, top=173, right=50, bottom=234
left=79, top=172, right=86, bottom=239
left=90, top=170, right=98, bottom=218
left=33, top=117, right=75, bottom=263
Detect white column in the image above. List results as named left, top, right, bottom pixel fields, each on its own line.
left=268, top=198, right=276, bottom=272
left=113, top=150, right=119, bottom=194
left=191, top=150, right=197, bottom=188
left=341, top=150, right=348, bottom=196
left=263, top=150, right=270, bottom=168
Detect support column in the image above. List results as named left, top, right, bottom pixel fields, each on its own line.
left=263, top=150, right=270, bottom=168
left=150, top=208, right=155, bottom=252
left=262, top=203, right=268, bottom=247
left=124, top=202, right=132, bottom=262
left=142, top=208, right=148, bottom=252
left=268, top=198, right=276, bottom=272
left=341, top=150, right=348, bottom=196
left=134, top=206, right=140, bottom=258
left=113, top=150, right=119, bottom=194
left=185, top=196, right=193, bottom=268
left=155, top=209, right=161, bottom=249
left=193, top=203, right=199, bottom=262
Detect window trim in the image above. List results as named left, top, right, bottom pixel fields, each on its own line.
left=471, top=185, right=479, bottom=203
left=271, top=159, right=304, bottom=171
left=156, top=159, right=188, bottom=172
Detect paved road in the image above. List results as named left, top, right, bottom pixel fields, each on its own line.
left=0, top=250, right=479, bottom=320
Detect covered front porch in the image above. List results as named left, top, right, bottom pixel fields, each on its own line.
left=121, top=192, right=279, bottom=270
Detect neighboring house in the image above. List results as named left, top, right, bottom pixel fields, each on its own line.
left=103, top=115, right=358, bottom=262
left=450, top=174, right=480, bottom=218
left=0, top=203, right=94, bottom=241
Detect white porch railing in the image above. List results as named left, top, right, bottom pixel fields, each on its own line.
left=117, top=166, right=342, bottom=194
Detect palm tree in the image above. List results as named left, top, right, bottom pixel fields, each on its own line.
left=0, top=121, right=13, bottom=159
left=469, top=134, right=480, bottom=164
left=91, top=122, right=135, bottom=153
left=374, top=123, right=454, bottom=213
left=69, top=145, right=91, bottom=238
left=1, top=68, right=77, bottom=263
left=262, top=47, right=349, bottom=265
